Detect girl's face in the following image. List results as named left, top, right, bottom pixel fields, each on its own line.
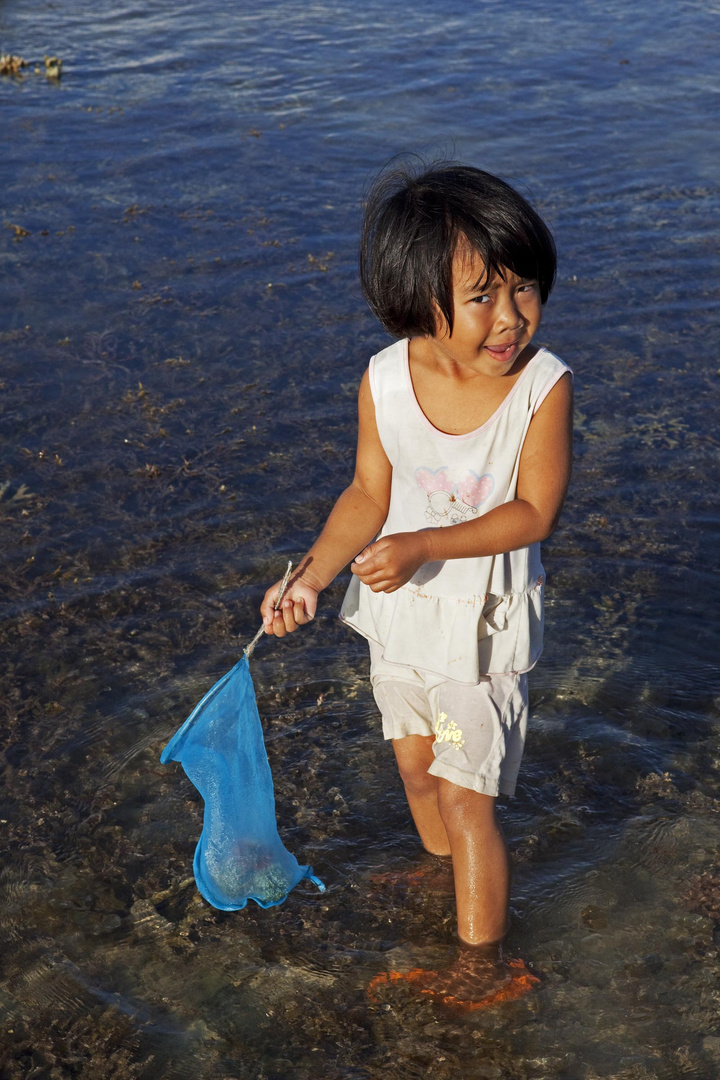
left=429, top=248, right=543, bottom=377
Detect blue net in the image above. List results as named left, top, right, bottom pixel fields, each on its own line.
left=160, top=655, right=324, bottom=910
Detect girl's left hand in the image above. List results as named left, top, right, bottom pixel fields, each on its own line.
left=351, top=532, right=429, bottom=593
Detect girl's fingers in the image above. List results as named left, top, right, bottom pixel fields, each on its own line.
left=262, top=603, right=279, bottom=633
left=262, top=583, right=317, bottom=636
left=293, top=598, right=311, bottom=624
left=352, top=554, right=405, bottom=593
left=353, top=559, right=387, bottom=580
left=352, top=544, right=373, bottom=565
left=261, top=581, right=283, bottom=626
left=356, top=564, right=392, bottom=585
left=369, top=578, right=394, bottom=593
left=280, top=597, right=306, bottom=633
left=353, top=545, right=391, bottom=571
left=287, top=598, right=306, bottom=628
left=279, top=602, right=294, bottom=633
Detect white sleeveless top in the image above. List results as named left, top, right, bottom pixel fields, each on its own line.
left=339, top=338, right=571, bottom=683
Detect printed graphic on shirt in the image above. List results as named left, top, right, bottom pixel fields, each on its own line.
left=434, top=711, right=466, bottom=750
left=415, top=467, right=494, bottom=526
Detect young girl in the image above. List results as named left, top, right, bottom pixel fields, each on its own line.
left=261, top=162, right=573, bottom=1005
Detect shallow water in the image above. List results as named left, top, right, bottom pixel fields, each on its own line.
left=1, top=0, right=720, bottom=1076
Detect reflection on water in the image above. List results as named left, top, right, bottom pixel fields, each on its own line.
left=1, top=0, right=720, bottom=1076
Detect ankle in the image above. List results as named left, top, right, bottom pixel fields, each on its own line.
left=456, top=936, right=504, bottom=961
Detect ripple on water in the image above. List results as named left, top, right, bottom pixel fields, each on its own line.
left=1, top=0, right=720, bottom=1075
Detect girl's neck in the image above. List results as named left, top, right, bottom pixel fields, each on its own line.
left=407, top=338, right=539, bottom=436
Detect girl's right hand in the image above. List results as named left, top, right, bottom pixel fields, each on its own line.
left=260, top=576, right=319, bottom=638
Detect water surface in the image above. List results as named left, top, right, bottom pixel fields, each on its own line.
left=1, top=0, right=720, bottom=1077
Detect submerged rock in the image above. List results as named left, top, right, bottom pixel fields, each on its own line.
left=680, top=868, right=720, bottom=923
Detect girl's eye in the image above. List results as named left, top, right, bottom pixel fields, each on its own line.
left=518, top=282, right=538, bottom=293
left=470, top=294, right=490, bottom=304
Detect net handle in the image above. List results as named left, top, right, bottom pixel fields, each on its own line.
left=244, top=560, right=293, bottom=660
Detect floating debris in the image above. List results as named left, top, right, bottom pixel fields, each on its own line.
left=0, top=480, right=34, bottom=505
left=0, top=54, right=26, bottom=75
left=0, top=53, right=62, bottom=78
left=44, top=55, right=62, bottom=79
left=5, top=223, right=30, bottom=241
left=307, top=251, right=335, bottom=273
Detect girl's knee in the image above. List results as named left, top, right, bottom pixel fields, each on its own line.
left=393, top=736, right=436, bottom=796
left=397, top=758, right=437, bottom=797
left=437, top=780, right=497, bottom=826
left=408, top=775, right=438, bottom=801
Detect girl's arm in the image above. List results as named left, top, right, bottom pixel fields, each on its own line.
left=352, top=372, right=573, bottom=593
left=261, top=368, right=391, bottom=636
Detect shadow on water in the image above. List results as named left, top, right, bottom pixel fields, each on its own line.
left=2, top=0, right=720, bottom=1076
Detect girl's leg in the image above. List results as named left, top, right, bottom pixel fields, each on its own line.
left=437, top=779, right=509, bottom=945
left=393, top=735, right=451, bottom=857
left=369, top=752, right=539, bottom=1009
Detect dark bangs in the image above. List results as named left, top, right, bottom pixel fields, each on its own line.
left=360, top=161, right=557, bottom=338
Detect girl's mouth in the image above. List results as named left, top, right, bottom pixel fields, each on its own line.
left=484, top=342, right=517, bottom=362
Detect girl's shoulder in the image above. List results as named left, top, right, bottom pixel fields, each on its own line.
left=527, top=345, right=572, bottom=377
left=370, top=337, right=406, bottom=371
left=368, top=338, right=408, bottom=400
left=523, top=347, right=573, bottom=416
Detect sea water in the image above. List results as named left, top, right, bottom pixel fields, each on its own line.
left=1, top=0, right=719, bottom=1076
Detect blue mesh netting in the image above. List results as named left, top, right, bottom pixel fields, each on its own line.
left=161, top=656, right=324, bottom=910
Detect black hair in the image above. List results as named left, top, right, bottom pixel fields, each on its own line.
left=360, top=159, right=557, bottom=339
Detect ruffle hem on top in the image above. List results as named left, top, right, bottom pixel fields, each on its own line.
left=339, top=572, right=545, bottom=685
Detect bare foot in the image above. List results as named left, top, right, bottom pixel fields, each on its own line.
left=367, top=942, right=540, bottom=1012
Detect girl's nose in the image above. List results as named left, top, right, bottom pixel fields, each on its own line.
left=495, top=291, right=523, bottom=330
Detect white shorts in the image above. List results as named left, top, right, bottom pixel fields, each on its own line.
left=369, top=641, right=528, bottom=798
